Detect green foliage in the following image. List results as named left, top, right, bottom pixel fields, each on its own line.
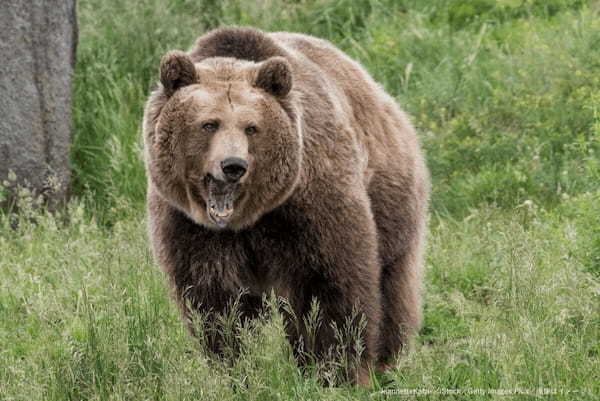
left=1, top=192, right=598, bottom=399
left=351, top=4, right=599, bottom=215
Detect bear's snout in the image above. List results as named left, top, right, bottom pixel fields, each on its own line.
left=221, top=157, right=248, bottom=183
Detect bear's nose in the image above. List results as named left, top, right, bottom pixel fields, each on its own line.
left=221, top=157, right=248, bottom=182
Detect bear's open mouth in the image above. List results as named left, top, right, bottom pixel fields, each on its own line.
left=205, top=174, right=239, bottom=228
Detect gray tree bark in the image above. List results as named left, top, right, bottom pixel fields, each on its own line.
left=0, top=0, right=77, bottom=207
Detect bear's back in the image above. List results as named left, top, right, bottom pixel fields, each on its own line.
left=189, top=27, right=423, bottom=186
left=269, top=31, right=423, bottom=185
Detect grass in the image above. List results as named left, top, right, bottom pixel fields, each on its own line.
left=1, top=0, right=599, bottom=399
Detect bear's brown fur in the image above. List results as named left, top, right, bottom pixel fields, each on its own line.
left=143, top=27, right=429, bottom=385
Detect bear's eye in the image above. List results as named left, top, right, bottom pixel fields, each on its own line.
left=245, top=126, right=258, bottom=136
left=202, top=121, right=219, bottom=133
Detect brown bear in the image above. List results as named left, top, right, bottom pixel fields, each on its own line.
left=142, top=27, right=429, bottom=385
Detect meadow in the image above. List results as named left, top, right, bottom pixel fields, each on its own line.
left=1, top=0, right=599, bottom=399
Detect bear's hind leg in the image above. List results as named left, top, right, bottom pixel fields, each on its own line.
left=369, top=168, right=428, bottom=370
left=377, top=237, right=424, bottom=370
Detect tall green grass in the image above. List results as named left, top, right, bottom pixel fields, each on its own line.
left=1, top=0, right=599, bottom=399
left=1, top=191, right=598, bottom=400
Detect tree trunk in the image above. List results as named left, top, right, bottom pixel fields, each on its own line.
left=0, top=0, right=78, bottom=208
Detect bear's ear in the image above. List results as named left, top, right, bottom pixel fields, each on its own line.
left=254, top=57, right=292, bottom=98
left=160, top=50, right=197, bottom=96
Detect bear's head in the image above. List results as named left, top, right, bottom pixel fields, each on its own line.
left=143, top=50, right=302, bottom=230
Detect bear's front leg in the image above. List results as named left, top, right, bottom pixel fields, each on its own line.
left=178, top=278, right=263, bottom=359
left=149, top=200, right=262, bottom=358
left=282, top=193, right=382, bottom=386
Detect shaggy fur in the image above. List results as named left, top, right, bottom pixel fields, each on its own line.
left=143, top=26, right=429, bottom=385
